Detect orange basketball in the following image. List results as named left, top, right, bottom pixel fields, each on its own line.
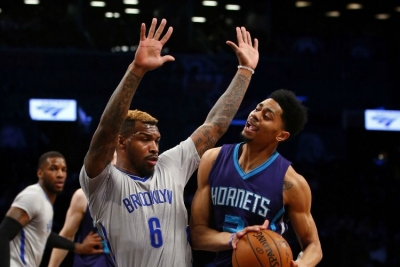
left=232, top=230, right=293, bottom=267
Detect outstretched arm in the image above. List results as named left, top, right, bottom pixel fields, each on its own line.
left=190, top=26, right=259, bottom=157
left=48, top=189, right=87, bottom=267
left=0, top=207, right=29, bottom=267
left=284, top=167, right=323, bottom=267
left=84, top=18, right=175, bottom=178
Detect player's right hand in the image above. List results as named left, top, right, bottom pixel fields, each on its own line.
left=230, top=220, right=269, bottom=249
left=131, top=18, right=175, bottom=76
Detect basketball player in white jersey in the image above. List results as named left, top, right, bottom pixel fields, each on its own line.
left=0, top=151, right=104, bottom=267
left=79, top=18, right=260, bottom=266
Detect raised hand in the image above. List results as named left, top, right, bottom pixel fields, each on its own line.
left=226, top=26, right=259, bottom=70
left=132, top=18, right=175, bottom=74
left=75, top=231, right=104, bottom=255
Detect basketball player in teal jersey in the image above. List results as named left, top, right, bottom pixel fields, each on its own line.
left=190, top=90, right=323, bottom=267
left=79, top=18, right=260, bottom=266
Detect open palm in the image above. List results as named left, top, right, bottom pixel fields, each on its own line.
left=133, top=18, right=175, bottom=72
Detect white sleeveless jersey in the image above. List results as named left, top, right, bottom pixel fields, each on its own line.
left=80, top=138, right=200, bottom=267
left=10, top=183, right=53, bottom=266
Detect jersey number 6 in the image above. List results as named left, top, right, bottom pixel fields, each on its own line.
left=148, top=217, right=163, bottom=248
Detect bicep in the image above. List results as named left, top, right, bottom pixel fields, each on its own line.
left=285, top=172, right=319, bottom=249
left=6, top=207, right=30, bottom=227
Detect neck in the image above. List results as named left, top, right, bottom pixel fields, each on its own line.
left=38, top=183, right=56, bottom=204
left=238, top=142, right=278, bottom=173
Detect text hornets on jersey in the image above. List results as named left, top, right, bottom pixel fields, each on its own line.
left=211, top=186, right=271, bottom=217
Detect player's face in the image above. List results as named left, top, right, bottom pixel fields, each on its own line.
left=38, top=157, right=67, bottom=194
left=125, top=121, right=160, bottom=177
left=241, top=98, right=289, bottom=144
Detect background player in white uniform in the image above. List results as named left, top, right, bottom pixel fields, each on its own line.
left=0, top=151, right=104, bottom=267
left=49, top=152, right=117, bottom=267
left=79, top=18, right=260, bottom=266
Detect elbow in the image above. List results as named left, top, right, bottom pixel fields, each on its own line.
left=189, top=228, right=205, bottom=251
left=189, top=233, right=201, bottom=250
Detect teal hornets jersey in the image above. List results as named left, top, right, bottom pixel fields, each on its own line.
left=80, top=138, right=200, bottom=267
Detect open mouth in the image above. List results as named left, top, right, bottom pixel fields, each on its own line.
left=245, top=120, right=259, bottom=132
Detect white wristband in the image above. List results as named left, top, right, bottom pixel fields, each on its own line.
left=237, top=65, right=255, bottom=74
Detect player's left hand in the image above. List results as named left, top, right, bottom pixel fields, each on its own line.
left=75, top=231, right=104, bottom=254
left=231, top=220, right=269, bottom=249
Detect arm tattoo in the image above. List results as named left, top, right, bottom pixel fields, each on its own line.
left=102, top=70, right=142, bottom=130
left=283, top=181, right=293, bottom=191
left=92, top=70, right=142, bottom=149
left=194, top=73, right=250, bottom=155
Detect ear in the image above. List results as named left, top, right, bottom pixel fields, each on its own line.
left=118, top=135, right=127, bottom=147
left=276, top=131, right=290, bottom=142
left=37, top=169, right=42, bottom=179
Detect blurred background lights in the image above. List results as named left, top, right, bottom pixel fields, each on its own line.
left=346, top=3, right=363, bottom=10
left=325, top=11, right=340, bottom=17
left=295, top=1, right=312, bottom=8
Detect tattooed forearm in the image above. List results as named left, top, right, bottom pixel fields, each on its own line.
left=192, top=73, right=250, bottom=155
left=89, top=69, right=142, bottom=153
left=283, top=181, right=293, bottom=190
left=205, top=73, right=249, bottom=129
left=102, top=70, right=142, bottom=128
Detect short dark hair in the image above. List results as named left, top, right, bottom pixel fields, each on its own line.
left=38, top=151, right=65, bottom=169
left=269, top=89, right=308, bottom=139
left=120, top=109, right=158, bottom=137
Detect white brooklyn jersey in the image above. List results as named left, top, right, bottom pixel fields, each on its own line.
left=10, top=183, right=53, bottom=266
left=80, top=138, right=200, bottom=267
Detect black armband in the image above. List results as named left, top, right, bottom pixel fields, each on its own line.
left=47, top=232, right=75, bottom=251
left=0, top=217, right=23, bottom=267
left=0, top=216, right=23, bottom=240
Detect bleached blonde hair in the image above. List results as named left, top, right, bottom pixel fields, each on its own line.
left=120, top=109, right=158, bottom=136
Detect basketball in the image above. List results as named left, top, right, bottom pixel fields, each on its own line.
left=232, top=230, right=293, bottom=267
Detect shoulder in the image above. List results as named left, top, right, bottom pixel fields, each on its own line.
left=202, top=147, right=222, bottom=159
left=284, top=166, right=309, bottom=190
left=283, top=166, right=311, bottom=206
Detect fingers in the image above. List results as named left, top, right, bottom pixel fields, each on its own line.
left=140, top=23, right=146, bottom=41
left=153, top=18, right=167, bottom=40
left=253, top=38, right=259, bottom=50
left=92, top=248, right=104, bottom=254
left=226, top=40, right=238, bottom=52
left=241, top=27, right=248, bottom=44
left=141, top=18, right=173, bottom=45
left=261, top=219, right=269, bottom=229
left=159, top=26, right=173, bottom=45
left=162, top=55, right=175, bottom=63
left=247, top=31, right=252, bottom=47
left=147, top=18, right=157, bottom=39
